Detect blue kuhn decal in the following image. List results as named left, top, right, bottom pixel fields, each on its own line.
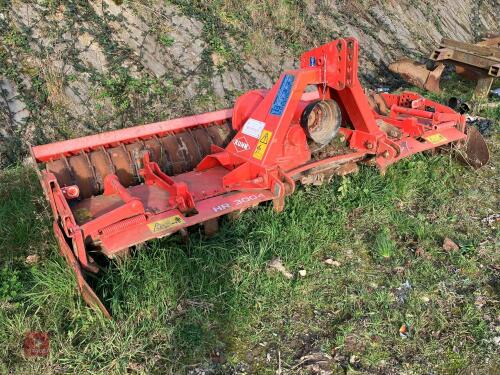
left=309, top=56, right=317, bottom=67
left=270, top=74, right=295, bottom=116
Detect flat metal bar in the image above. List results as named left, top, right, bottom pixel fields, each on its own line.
left=440, top=39, right=500, bottom=59
left=447, top=50, right=499, bottom=68
left=32, top=108, right=233, bottom=162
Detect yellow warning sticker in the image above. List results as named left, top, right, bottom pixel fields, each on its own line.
left=148, top=215, right=185, bottom=233
left=424, top=133, right=447, bottom=144
left=253, top=130, right=272, bottom=160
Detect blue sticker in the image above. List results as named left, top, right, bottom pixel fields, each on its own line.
left=309, top=56, right=316, bottom=67
left=270, top=74, right=295, bottom=116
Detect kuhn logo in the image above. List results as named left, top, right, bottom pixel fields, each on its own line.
left=233, top=137, right=250, bottom=152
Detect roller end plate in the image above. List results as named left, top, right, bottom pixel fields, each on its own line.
left=460, top=126, right=489, bottom=169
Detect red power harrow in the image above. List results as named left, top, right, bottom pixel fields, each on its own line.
left=31, top=38, right=489, bottom=317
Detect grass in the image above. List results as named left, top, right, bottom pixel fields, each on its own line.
left=159, top=34, right=175, bottom=48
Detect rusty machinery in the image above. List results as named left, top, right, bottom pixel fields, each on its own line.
left=31, top=38, right=489, bottom=317
left=390, top=37, right=500, bottom=99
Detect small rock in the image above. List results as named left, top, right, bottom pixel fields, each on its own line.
left=493, top=336, right=500, bottom=346
left=298, top=269, right=307, bottom=277
left=268, top=258, right=293, bottom=279
left=420, top=295, right=430, bottom=303
left=442, top=237, right=459, bottom=252
left=324, top=258, right=341, bottom=267
left=25, top=255, right=40, bottom=265
left=395, top=281, right=412, bottom=304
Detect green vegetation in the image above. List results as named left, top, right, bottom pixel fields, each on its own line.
left=97, top=68, right=172, bottom=112
left=159, top=34, right=175, bottom=48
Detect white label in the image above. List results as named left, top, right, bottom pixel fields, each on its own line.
left=241, top=118, right=266, bottom=139
left=213, top=202, right=231, bottom=213
left=211, top=193, right=266, bottom=213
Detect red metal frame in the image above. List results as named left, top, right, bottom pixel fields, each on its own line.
left=31, top=38, right=468, bottom=317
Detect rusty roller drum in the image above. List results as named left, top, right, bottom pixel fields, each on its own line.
left=90, top=147, right=115, bottom=192
left=46, top=122, right=234, bottom=199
